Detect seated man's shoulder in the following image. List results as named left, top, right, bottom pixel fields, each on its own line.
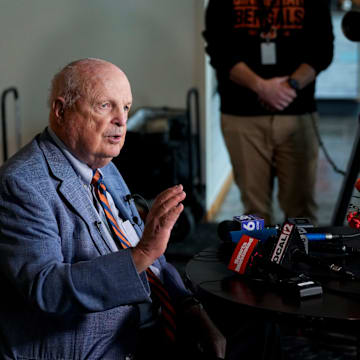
left=0, top=136, right=47, bottom=184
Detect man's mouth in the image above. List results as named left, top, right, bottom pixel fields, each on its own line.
left=108, top=134, right=121, bottom=138
left=106, top=134, right=123, bottom=143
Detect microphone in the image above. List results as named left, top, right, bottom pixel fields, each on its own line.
left=342, top=10, right=360, bottom=42
left=227, top=231, right=291, bottom=279
left=291, top=249, right=357, bottom=280
left=125, top=194, right=134, bottom=202
left=269, top=222, right=306, bottom=269
left=269, top=222, right=359, bottom=280
left=217, top=220, right=241, bottom=243
left=217, top=220, right=278, bottom=265
left=305, top=232, right=360, bottom=241
left=305, top=233, right=340, bottom=241
left=124, top=193, right=150, bottom=213
left=217, top=220, right=278, bottom=243
left=226, top=222, right=325, bottom=298
left=230, top=228, right=278, bottom=243
left=302, top=232, right=360, bottom=254
left=308, top=241, right=360, bottom=254
left=227, top=234, right=263, bottom=276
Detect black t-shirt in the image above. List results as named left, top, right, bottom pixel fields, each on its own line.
left=204, top=0, right=334, bottom=116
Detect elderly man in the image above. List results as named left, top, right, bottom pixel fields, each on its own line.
left=0, top=59, right=225, bottom=359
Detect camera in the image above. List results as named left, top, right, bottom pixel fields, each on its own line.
left=342, top=10, right=360, bottom=42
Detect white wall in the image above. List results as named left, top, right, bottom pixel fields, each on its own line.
left=0, top=0, right=229, bottom=213
left=201, top=0, right=232, bottom=210
left=204, top=59, right=232, bottom=209
left=0, top=0, right=200, bottom=149
left=316, top=11, right=360, bottom=99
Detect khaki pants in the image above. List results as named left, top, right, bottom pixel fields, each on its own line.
left=221, top=113, right=318, bottom=225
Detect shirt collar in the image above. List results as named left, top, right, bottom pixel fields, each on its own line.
left=47, top=127, right=102, bottom=186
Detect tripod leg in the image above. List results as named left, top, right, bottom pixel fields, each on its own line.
left=331, top=114, right=360, bottom=226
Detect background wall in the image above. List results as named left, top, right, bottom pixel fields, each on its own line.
left=316, top=11, right=359, bottom=99
left=0, top=0, right=201, bottom=146
left=1, top=1, right=357, bottom=219
left=0, top=0, right=231, bottom=214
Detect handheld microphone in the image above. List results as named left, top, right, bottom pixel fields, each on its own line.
left=217, top=220, right=241, bottom=243
left=270, top=223, right=359, bottom=280
left=226, top=221, right=326, bottom=298
left=291, top=249, right=358, bottom=280
left=308, top=241, right=360, bottom=254
left=227, top=232, right=292, bottom=279
left=227, top=235, right=263, bottom=276
left=305, top=233, right=340, bottom=241
left=304, top=232, right=360, bottom=254
left=305, top=232, right=360, bottom=241
left=217, top=220, right=278, bottom=243
left=217, top=220, right=278, bottom=264
left=269, top=222, right=306, bottom=269
left=230, top=228, right=278, bottom=243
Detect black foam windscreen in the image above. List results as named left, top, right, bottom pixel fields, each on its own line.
left=269, top=222, right=306, bottom=270
left=217, top=220, right=241, bottom=242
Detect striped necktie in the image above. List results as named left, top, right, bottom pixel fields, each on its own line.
left=91, top=170, right=176, bottom=342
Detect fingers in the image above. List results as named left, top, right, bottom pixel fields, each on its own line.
left=259, top=78, right=297, bottom=111
left=154, top=184, right=185, bottom=205
left=131, top=185, right=186, bottom=272
left=156, top=202, right=184, bottom=233
left=278, top=75, right=289, bottom=82
left=147, top=185, right=186, bottom=221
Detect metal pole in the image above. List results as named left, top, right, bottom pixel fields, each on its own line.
left=1, top=87, right=19, bottom=162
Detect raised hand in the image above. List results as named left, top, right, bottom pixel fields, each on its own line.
left=131, top=185, right=186, bottom=272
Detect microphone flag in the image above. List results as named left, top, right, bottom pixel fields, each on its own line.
left=228, top=235, right=261, bottom=275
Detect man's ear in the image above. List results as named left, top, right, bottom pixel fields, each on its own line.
left=52, top=97, right=66, bottom=123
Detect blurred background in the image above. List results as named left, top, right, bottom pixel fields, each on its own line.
left=1, top=1, right=360, bottom=358
left=1, top=0, right=359, bottom=230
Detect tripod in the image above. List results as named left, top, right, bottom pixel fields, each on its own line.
left=331, top=114, right=360, bottom=225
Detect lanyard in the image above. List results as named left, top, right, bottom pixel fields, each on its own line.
left=258, top=0, right=283, bottom=34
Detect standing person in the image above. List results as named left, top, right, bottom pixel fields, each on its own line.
left=204, top=0, right=334, bottom=225
left=0, top=58, right=226, bottom=360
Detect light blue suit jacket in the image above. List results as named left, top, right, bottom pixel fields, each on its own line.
left=0, top=129, right=190, bottom=359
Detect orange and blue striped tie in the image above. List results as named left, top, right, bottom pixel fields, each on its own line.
left=92, top=170, right=176, bottom=342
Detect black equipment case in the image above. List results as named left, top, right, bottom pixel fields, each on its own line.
left=113, top=88, right=205, bottom=241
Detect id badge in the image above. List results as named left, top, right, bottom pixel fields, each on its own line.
left=261, top=42, right=276, bottom=65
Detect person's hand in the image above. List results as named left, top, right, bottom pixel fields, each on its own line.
left=257, top=76, right=297, bottom=111
left=181, top=304, right=227, bottom=359
left=131, top=185, right=186, bottom=272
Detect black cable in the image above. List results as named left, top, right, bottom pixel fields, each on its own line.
left=125, top=193, right=150, bottom=213
left=311, top=115, right=346, bottom=176
left=336, top=233, right=360, bottom=239
left=193, top=249, right=220, bottom=262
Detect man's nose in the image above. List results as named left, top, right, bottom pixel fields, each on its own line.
left=112, top=108, right=127, bottom=126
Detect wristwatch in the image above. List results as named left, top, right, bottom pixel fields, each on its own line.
left=288, top=78, right=300, bottom=92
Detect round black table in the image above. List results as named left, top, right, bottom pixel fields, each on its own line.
left=186, top=242, right=360, bottom=359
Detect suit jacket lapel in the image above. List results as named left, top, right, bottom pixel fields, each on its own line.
left=37, top=130, right=110, bottom=255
